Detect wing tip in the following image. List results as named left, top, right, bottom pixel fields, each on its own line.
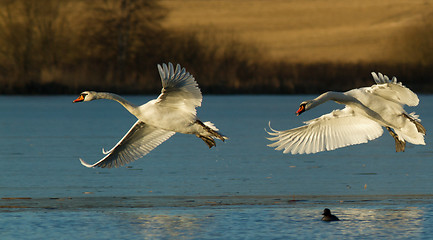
left=266, top=121, right=280, bottom=134
left=157, top=62, right=186, bottom=82
left=79, top=158, right=96, bottom=168
left=371, top=72, right=381, bottom=84
left=372, top=71, right=400, bottom=85
left=157, top=64, right=165, bottom=80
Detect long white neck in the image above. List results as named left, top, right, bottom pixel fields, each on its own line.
left=94, top=92, right=139, bottom=117
left=309, top=91, right=358, bottom=109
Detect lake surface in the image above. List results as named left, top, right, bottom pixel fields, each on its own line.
left=1, top=95, right=432, bottom=239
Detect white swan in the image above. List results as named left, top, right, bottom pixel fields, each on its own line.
left=267, top=72, right=426, bottom=154
left=73, top=63, right=227, bottom=168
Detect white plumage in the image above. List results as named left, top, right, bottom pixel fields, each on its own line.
left=267, top=72, right=426, bottom=154
left=74, top=63, right=227, bottom=168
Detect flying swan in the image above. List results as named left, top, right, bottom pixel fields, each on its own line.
left=267, top=72, right=426, bottom=154
left=73, top=63, right=227, bottom=168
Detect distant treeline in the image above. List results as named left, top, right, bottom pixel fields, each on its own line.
left=0, top=0, right=432, bottom=95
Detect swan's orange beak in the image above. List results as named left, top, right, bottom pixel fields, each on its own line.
left=296, top=105, right=305, bottom=116
left=73, top=95, right=84, bottom=103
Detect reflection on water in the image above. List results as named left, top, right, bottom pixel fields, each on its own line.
left=118, top=212, right=208, bottom=239
left=335, top=207, right=424, bottom=239
left=101, top=204, right=429, bottom=239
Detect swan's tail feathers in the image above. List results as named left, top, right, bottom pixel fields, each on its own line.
left=386, top=127, right=406, bottom=152
left=404, top=112, right=426, bottom=134
left=195, top=120, right=227, bottom=148
left=79, top=158, right=96, bottom=168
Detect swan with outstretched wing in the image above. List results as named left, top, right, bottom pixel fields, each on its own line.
left=74, top=63, right=227, bottom=168
left=267, top=72, right=426, bottom=154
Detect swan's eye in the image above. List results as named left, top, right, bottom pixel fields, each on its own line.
left=79, top=93, right=89, bottom=100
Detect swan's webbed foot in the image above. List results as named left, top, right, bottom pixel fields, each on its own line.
left=386, top=127, right=405, bottom=152
left=402, top=113, right=426, bottom=134
left=198, top=135, right=216, bottom=148
left=195, top=120, right=227, bottom=142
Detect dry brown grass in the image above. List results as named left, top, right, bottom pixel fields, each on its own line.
left=0, top=0, right=432, bottom=94
left=161, top=0, right=432, bottom=63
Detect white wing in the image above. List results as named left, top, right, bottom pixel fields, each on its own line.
left=80, top=120, right=175, bottom=168
left=370, top=72, right=419, bottom=106
left=267, top=107, right=384, bottom=154
left=155, top=63, right=202, bottom=121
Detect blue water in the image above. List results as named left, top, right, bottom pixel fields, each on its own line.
left=1, top=95, right=432, bottom=239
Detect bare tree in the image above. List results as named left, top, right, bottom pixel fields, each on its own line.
left=80, top=0, right=166, bottom=85
left=0, top=0, right=68, bottom=90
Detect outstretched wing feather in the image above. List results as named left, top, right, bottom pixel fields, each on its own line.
left=80, top=120, right=175, bottom=168
left=267, top=108, right=384, bottom=154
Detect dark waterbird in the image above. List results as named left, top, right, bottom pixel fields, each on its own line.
left=321, top=208, right=340, bottom=221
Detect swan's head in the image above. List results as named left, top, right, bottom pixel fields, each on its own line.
left=296, top=101, right=312, bottom=116
left=73, top=91, right=97, bottom=103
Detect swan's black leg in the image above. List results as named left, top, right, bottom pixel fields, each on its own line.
left=386, top=127, right=405, bottom=152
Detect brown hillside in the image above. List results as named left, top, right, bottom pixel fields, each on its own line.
left=161, top=0, right=432, bottom=63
